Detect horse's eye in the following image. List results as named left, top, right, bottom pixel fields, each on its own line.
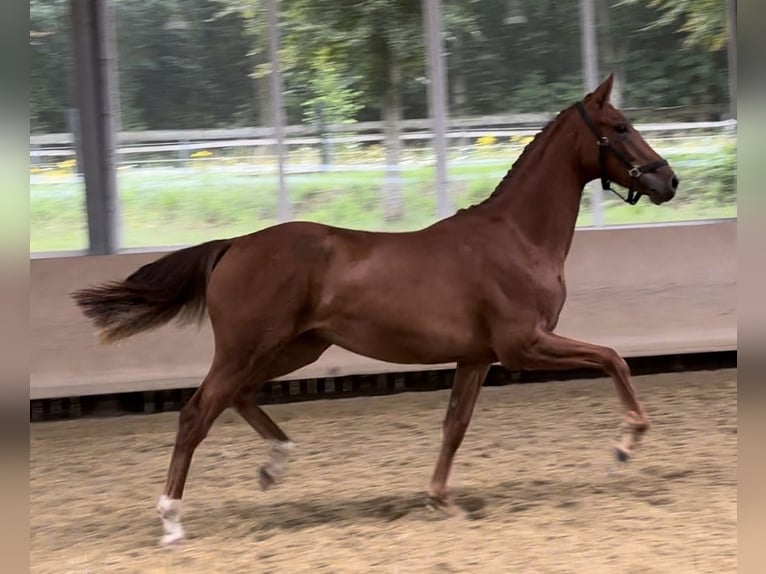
left=615, top=124, right=629, bottom=134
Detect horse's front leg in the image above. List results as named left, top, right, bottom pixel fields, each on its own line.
left=427, top=362, right=491, bottom=516
left=507, top=329, right=649, bottom=460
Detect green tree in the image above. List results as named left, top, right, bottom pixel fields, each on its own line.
left=30, top=0, right=75, bottom=134
left=212, top=0, right=276, bottom=126
left=620, top=0, right=728, bottom=52
left=115, top=0, right=255, bottom=129
left=29, top=0, right=731, bottom=136
left=296, top=47, right=363, bottom=126
left=281, top=0, right=428, bottom=219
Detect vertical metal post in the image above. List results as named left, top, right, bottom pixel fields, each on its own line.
left=266, top=0, right=291, bottom=221
left=579, top=0, right=599, bottom=92
left=423, top=0, right=451, bottom=218
left=67, top=108, right=83, bottom=178
left=579, top=0, right=603, bottom=227
left=104, top=0, right=123, bottom=174
left=725, top=0, right=737, bottom=119
left=70, top=0, right=120, bottom=254
left=317, top=102, right=332, bottom=172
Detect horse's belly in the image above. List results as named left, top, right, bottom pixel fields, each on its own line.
left=314, top=311, right=492, bottom=365
left=311, top=245, right=493, bottom=363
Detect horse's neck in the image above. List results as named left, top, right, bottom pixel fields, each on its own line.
left=476, top=112, right=587, bottom=260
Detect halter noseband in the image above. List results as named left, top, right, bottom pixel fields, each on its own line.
left=575, top=101, right=668, bottom=205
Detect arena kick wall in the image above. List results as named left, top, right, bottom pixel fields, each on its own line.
left=31, top=219, right=736, bottom=400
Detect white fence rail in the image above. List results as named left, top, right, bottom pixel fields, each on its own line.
left=29, top=118, right=737, bottom=161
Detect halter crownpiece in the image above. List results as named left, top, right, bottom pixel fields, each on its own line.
left=574, top=101, right=668, bottom=205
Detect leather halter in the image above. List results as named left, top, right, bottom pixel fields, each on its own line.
left=575, top=101, right=668, bottom=205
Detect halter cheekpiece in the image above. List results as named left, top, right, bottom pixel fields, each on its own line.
left=574, top=101, right=668, bottom=205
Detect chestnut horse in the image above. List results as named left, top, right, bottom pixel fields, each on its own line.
left=73, top=74, right=678, bottom=545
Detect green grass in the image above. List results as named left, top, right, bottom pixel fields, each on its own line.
left=30, top=154, right=736, bottom=252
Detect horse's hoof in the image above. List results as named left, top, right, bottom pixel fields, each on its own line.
left=615, top=446, right=631, bottom=463
left=426, top=494, right=466, bottom=519
left=160, top=532, right=185, bottom=546
left=259, top=466, right=275, bottom=491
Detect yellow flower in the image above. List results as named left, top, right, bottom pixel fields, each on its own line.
left=476, top=135, right=497, bottom=147
left=190, top=150, right=213, bottom=158
left=509, top=135, right=534, bottom=146
left=57, top=158, right=77, bottom=170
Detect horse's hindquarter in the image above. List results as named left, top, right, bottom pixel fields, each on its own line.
left=311, top=227, right=495, bottom=364
left=206, top=222, right=338, bottom=337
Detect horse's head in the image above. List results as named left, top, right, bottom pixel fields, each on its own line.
left=575, top=73, right=678, bottom=206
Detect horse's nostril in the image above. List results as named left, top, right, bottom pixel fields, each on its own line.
left=670, top=175, right=679, bottom=190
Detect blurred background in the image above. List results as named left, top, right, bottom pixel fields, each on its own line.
left=29, top=0, right=737, bottom=255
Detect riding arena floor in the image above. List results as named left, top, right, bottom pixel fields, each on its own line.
left=30, top=368, right=736, bottom=573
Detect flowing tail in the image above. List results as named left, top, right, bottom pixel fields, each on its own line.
left=71, top=239, right=233, bottom=344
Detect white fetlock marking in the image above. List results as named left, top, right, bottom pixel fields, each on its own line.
left=157, top=495, right=185, bottom=545
left=265, top=440, right=294, bottom=481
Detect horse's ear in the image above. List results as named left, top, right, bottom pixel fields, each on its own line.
left=588, top=73, right=614, bottom=108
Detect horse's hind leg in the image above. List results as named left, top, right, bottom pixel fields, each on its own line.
left=157, top=359, right=243, bottom=544
left=232, top=333, right=331, bottom=490
left=232, top=400, right=294, bottom=490
left=427, top=362, right=491, bottom=516
left=156, top=336, right=296, bottom=545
